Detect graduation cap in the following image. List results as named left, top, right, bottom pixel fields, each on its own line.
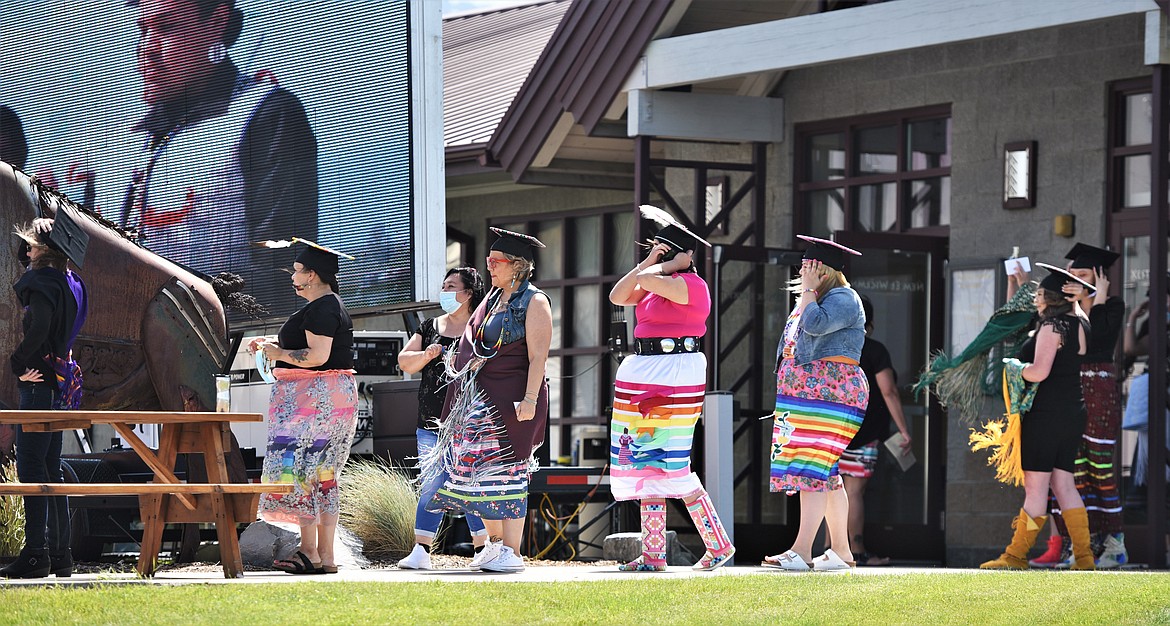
left=254, top=237, right=354, bottom=277
left=639, top=205, right=712, bottom=252
left=796, top=234, right=861, bottom=271
left=16, top=204, right=90, bottom=268
left=1065, top=243, right=1120, bottom=271
left=489, top=227, right=545, bottom=261
left=46, top=204, right=89, bottom=268
left=1035, top=262, right=1095, bottom=294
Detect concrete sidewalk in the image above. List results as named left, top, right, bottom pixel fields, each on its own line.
left=0, top=563, right=1147, bottom=587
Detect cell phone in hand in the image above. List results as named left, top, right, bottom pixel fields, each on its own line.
left=1004, top=256, right=1030, bottom=276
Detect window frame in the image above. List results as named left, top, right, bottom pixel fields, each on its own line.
left=1107, top=77, right=1154, bottom=215
left=794, top=104, right=952, bottom=239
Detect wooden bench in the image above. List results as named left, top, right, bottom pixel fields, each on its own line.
left=0, top=483, right=289, bottom=496
left=0, top=483, right=293, bottom=559
left=0, top=410, right=289, bottom=578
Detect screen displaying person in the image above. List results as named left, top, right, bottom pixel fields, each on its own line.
left=0, top=106, right=29, bottom=170
left=120, top=0, right=318, bottom=314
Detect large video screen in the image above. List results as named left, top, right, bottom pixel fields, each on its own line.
left=1, top=0, right=423, bottom=320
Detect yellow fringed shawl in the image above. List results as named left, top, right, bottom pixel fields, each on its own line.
left=968, top=358, right=1037, bottom=487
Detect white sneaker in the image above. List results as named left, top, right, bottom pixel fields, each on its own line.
left=1096, top=534, right=1128, bottom=569
left=397, top=544, right=432, bottom=570
left=468, top=540, right=502, bottom=570
left=479, top=546, right=525, bottom=572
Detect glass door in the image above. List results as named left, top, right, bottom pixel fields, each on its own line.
left=1111, top=221, right=1169, bottom=561
left=835, top=231, right=948, bottom=562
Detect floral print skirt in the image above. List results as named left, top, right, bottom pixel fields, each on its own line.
left=259, top=368, right=358, bottom=525
left=770, top=358, right=869, bottom=494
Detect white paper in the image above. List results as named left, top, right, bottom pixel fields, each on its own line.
left=883, top=432, right=917, bottom=472
left=1003, top=256, right=1030, bottom=276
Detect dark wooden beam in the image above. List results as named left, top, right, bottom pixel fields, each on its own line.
left=1148, top=63, right=1168, bottom=570
left=516, top=170, right=633, bottom=191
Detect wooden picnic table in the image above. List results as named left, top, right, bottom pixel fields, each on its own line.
left=0, top=411, right=292, bottom=578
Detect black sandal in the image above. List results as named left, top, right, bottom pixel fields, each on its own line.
left=274, top=551, right=324, bottom=575
left=856, top=551, right=891, bottom=567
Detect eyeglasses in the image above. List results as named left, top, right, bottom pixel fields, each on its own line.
left=486, top=256, right=514, bottom=268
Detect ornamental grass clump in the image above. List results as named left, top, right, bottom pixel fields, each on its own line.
left=0, top=460, right=24, bottom=557
left=338, top=459, right=418, bottom=560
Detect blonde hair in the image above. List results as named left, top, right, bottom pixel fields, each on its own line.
left=14, top=222, right=67, bottom=271
left=787, top=266, right=850, bottom=300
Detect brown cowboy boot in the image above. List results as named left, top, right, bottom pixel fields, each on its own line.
left=980, top=508, right=1047, bottom=570
left=1061, top=507, right=1097, bottom=571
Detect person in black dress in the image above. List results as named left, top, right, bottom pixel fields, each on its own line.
left=981, top=265, right=1095, bottom=570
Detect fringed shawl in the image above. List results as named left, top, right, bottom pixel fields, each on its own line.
left=968, top=358, right=1037, bottom=486
left=914, top=282, right=1037, bottom=423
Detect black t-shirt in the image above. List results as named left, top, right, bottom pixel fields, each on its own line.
left=1085, top=296, right=1125, bottom=364
left=276, top=293, right=353, bottom=370
left=415, top=317, right=460, bottom=430
left=851, top=336, right=895, bottom=447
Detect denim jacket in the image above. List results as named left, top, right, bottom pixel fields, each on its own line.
left=791, top=287, right=866, bottom=366
left=496, top=280, right=548, bottom=347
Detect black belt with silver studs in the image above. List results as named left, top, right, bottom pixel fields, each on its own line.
left=634, top=336, right=702, bottom=356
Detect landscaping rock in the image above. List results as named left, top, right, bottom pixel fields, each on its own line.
left=603, top=531, right=685, bottom=565
left=240, top=521, right=369, bottom=570
left=240, top=521, right=301, bottom=568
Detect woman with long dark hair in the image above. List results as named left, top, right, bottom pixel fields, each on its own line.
left=396, top=267, right=488, bottom=570
left=979, top=264, right=1095, bottom=570
left=250, top=240, right=356, bottom=575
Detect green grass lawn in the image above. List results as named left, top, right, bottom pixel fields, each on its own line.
left=2, top=572, right=1169, bottom=625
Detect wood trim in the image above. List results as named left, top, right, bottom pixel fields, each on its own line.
left=486, top=0, right=674, bottom=179
left=626, top=0, right=1152, bottom=90
left=1107, top=76, right=1154, bottom=218
left=0, top=483, right=292, bottom=496
left=0, top=410, right=263, bottom=425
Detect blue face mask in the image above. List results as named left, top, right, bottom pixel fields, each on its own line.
left=439, top=290, right=463, bottom=314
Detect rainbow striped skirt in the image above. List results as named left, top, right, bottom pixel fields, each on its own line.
left=609, top=352, right=706, bottom=501
left=770, top=358, right=868, bottom=493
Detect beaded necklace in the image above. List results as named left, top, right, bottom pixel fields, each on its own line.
left=471, top=289, right=509, bottom=359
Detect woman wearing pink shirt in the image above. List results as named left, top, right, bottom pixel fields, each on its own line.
left=607, top=206, right=735, bottom=572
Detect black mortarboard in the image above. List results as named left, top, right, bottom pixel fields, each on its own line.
left=17, top=203, right=90, bottom=268
left=797, top=234, right=861, bottom=271
left=1065, top=243, right=1120, bottom=271
left=255, top=237, right=354, bottom=277
left=489, top=227, right=545, bottom=261
left=46, top=204, right=89, bottom=268
left=639, top=205, right=712, bottom=252
left=1036, top=262, right=1095, bottom=293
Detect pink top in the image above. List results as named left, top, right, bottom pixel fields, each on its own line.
left=634, top=272, right=710, bottom=338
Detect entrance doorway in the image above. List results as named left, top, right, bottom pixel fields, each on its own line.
left=835, top=231, right=948, bottom=562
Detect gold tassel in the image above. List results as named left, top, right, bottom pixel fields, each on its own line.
left=968, top=369, right=1025, bottom=487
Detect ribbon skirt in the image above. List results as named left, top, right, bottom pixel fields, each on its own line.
left=609, top=352, right=706, bottom=501
left=770, top=358, right=868, bottom=493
